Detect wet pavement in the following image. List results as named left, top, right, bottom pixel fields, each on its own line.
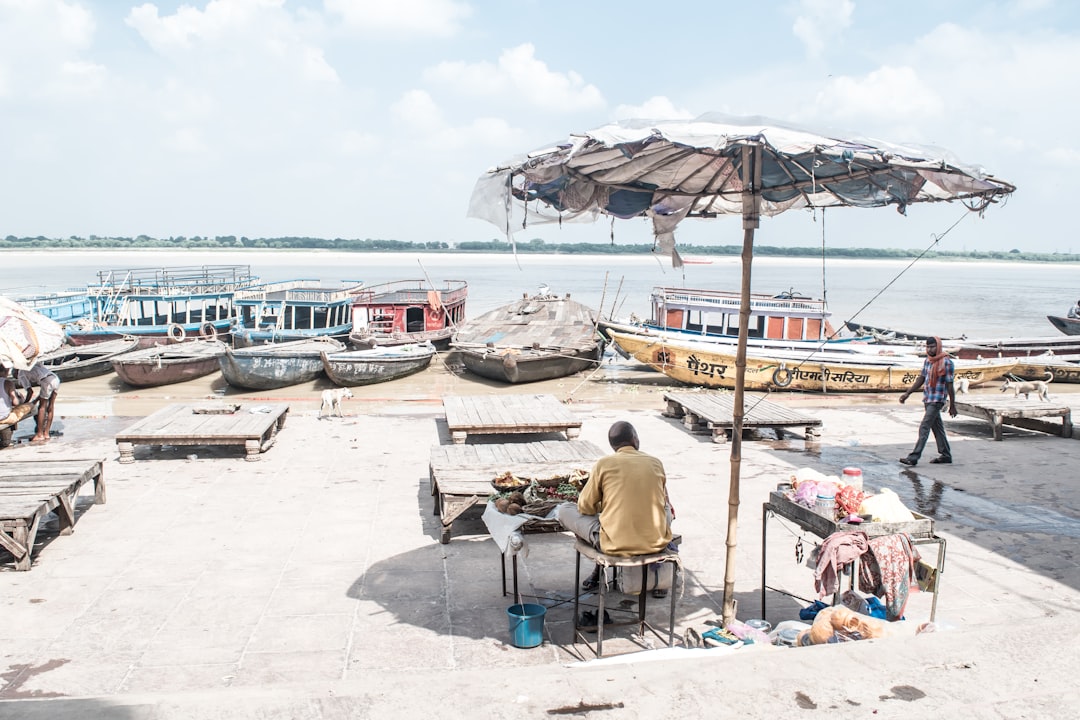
left=2, top=359, right=1079, bottom=718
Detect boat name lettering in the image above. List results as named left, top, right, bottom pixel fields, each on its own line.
left=686, top=354, right=727, bottom=378
left=792, top=367, right=871, bottom=384
left=902, top=372, right=920, bottom=384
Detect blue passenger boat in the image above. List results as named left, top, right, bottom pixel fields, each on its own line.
left=230, top=280, right=364, bottom=347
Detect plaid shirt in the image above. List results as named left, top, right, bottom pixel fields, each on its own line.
left=921, top=357, right=955, bottom=404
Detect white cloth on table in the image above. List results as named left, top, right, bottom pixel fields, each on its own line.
left=481, top=501, right=557, bottom=555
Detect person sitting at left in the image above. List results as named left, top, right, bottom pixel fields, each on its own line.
left=0, top=364, right=35, bottom=448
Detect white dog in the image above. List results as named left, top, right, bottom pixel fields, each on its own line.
left=320, top=387, right=353, bottom=417
left=1000, top=372, right=1052, bottom=401
left=955, top=377, right=970, bottom=395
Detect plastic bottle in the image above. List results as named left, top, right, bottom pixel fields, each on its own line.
left=842, top=467, right=863, bottom=492
left=814, top=482, right=837, bottom=519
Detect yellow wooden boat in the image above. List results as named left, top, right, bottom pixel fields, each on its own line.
left=607, top=330, right=1017, bottom=393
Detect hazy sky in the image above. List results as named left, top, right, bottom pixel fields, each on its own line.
left=1, top=0, right=1077, bottom=252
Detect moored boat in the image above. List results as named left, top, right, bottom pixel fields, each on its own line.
left=1047, top=315, right=1080, bottom=336
left=38, top=337, right=141, bottom=381
left=230, top=280, right=363, bottom=347
left=349, top=279, right=467, bottom=350
left=219, top=337, right=345, bottom=390
left=66, top=265, right=255, bottom=346
left=607, top=330, right=1016, bottom=393
left=451, top=291, right=602, bottom=384
left=111, top=340, right=228, bottom=387
left=13, top=290, right=92, bottom=326
left=321, top=343, right=436, bottom=386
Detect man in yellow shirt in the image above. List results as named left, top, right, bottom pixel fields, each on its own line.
left=559, top=421, right=673, bottom=593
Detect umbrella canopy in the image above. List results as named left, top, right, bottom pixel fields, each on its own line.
left=469, top=113, right=1014, bottom=266
left=468, top=113, right=1015, bottom=625
left=0, top=296, right=66, bottom=371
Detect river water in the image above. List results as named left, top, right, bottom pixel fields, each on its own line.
left=1, top=249, right=1076, bottom=339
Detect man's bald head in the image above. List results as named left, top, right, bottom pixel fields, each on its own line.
left=608, top=421, right=639, bottom=450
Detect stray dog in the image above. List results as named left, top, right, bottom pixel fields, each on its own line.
left=1000, top=372, right=1053, bottom=401
left=955, top=377, right=970, bottom=394
left=320, top=387, right=353, bottom=417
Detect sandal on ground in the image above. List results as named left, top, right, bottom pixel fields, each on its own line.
left=651, top=588, right=669, bottom=599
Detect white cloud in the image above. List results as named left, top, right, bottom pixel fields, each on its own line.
left=0, top=0, right=99, bottom=100
left=613, top=97, right=695, bottom=122
left=792, top=0, right=854, bottom=59
left=425, top=43, right=604, bottom=111
left=325, top=0, right=471, bottom=37
left=813, top=66, right=943, bottom=122
left=392, top=89, right=444, bottom=131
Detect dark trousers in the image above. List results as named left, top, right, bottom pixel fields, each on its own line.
left=909, top=401, right=951, bottom=461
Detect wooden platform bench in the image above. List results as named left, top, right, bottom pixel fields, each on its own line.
left=0, top=457, right=105, bottom=571
left=954, top=397, right=1073, bottom=441
left=662, top=390, right=823, bottom=443
left=429, top=440, right=603, bottom=544
left=443, top=394, right=582, bottom=444
left=115, top=402, right=290, bottom=463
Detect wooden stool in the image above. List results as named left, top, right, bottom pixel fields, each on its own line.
left=572, top=539, right=681, bottom=658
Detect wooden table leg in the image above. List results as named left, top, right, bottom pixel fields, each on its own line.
left=245, top=439, right=262, bottom=461
left=451, top=431, right=467, bottom=444
left=56, top=492, right=76, bottom=536
left=566, top=426, right=581, bottom=440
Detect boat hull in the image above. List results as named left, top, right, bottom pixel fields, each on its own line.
left=111, top=342, right=227, bottom=387
left=608, top=331, right=1016, bottom=393
left=1047, top=315, right=1080, bottom=336
left=219, top=339, right=345, bottom=390
left=66, top=319, right=233, bottom=348
left=38, top=338, right=141, bottom=382
left=349, top=328, right=453, bottom=351
left=232, top=326, right=352, bottom=348
left=457, top=346, right=601, bottom=384
left=321, top=346, right=435, bottom=386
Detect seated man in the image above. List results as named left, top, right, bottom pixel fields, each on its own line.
left=558, top=420, right=674, bottom=596
left=0, top=365, right=34, bottom=449
left=1069, top=299, right=1080, bottom=319
left=17, top=363, right=60, bottom=443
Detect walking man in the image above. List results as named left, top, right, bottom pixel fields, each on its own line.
left=898, top=336, right=956, bottom=466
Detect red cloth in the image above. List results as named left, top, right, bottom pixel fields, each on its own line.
left=925, top=335, right=949, bottom=387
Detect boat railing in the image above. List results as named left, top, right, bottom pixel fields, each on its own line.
left=351, top=280, right=468, bottom=306
left=653, top=287, right=828, bottom=315
left=88, top=265, right=257, bottom=297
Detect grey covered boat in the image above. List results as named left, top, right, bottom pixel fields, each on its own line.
left=450, top=292, right=603, bottom=384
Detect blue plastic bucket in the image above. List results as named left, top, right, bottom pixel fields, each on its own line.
left=506, top=603, right=546, bottom=648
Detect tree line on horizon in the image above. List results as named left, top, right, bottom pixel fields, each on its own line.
left=2, top=234, right=1076, bottom=262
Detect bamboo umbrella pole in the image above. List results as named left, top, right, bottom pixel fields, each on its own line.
left=722, top=144, right=762, bottom=626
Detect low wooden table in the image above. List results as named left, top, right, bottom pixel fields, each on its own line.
left=115, top=403, right=289, bottom=463
left=443, top=394, right=581, bottom=444
left=0, top=458, right=106, bottom=570
left=953, top=397, right=1073, bottom=441
left=663, top=390, right=822, bottom=443
left=429, top=440, right=603, bottom=544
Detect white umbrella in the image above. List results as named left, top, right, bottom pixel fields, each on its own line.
left=0, top=296, right=66, bottom=370
left=468, top=113, right=1015, bottom=624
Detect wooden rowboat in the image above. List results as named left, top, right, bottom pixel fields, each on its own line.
left=321, top=343, right=436, bottom=386
left=111, top=340, right=228, bottom=387
left=38, top=337, right=141, bottom=381
left=219, top=337, right=345, bottom=390
left=607, top=330, right=1016, bottom=393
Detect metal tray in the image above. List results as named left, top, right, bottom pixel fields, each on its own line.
left=767, top=491, right=934, bottom=539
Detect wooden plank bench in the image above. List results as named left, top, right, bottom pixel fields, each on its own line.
left=662, top=390, right=823, bottom=443
left=443, top=394, right=582, bottom=444
left=115, top=402, right=289, bottom=462
left=0, top=458, right=105, bottom=570
left=954, top=397, right=1073, bottom=441
left=429, top=439, right=603, bottom=543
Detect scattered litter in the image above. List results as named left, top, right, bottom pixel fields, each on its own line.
left=248, top=405, right=273, bottom=414
left=186, top=454, right=198, bottom=461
